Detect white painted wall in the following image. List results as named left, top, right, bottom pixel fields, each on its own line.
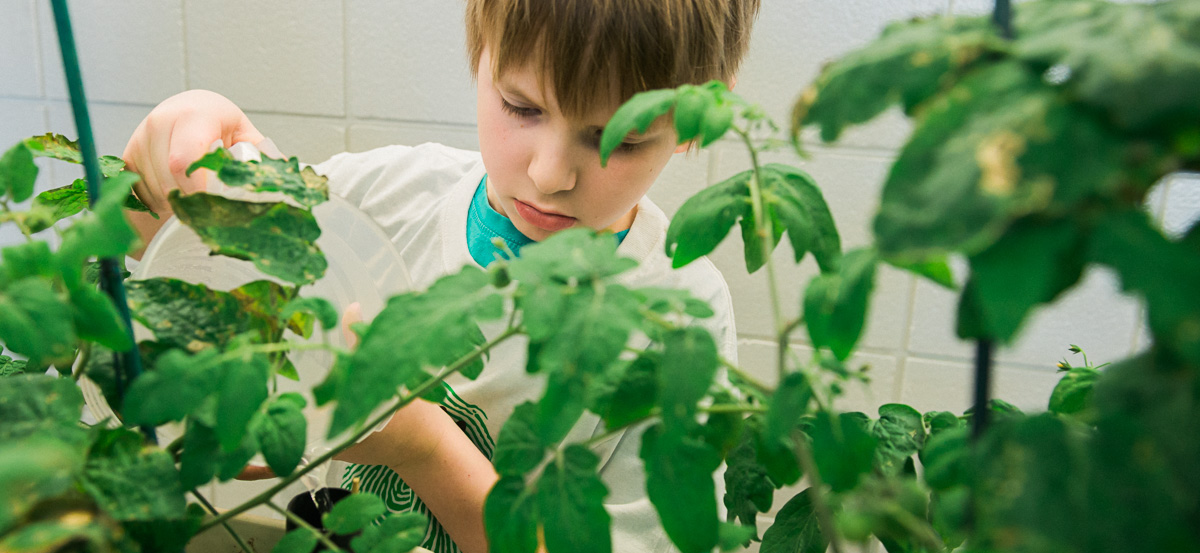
left=3, top=1, right=1196, bottom=550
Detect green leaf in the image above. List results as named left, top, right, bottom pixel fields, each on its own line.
left=919, top=426, right=969, bottom=490
left=808, top=411, right=877, bottom=492
left=600, top=89, right=677, bottom=166
left=0, top=355, right=28, bottom=377
left=762, top=164, right=842, bottom=273
left=123, top=503, right=206, bottom=553
left=1, top=141, right=38, bottom=203
left=803, top=248, right=878, bottom=360
left=0, top=519, right=110, bottom=553
left=252, top=394, right=307, bottom=477
left=81, top=449, right=186, bottom=521
left=1013, top=0, right=1200, bottom=133
left=1088, top=209, right=1200, bottom=365
left=699, top=101, right=735, bottom=147
left=216, top=355, right=270, bottom=451
left=657, top=327, right=719, bottom=432
left=29, top=180, right=89, bottom=232
left=754, top=416, right=802, bottom=487
left=887, top=256, right=956, bottom=289
left=187, top=148, right=329, bottom=207
left=328, top=266, right=503, bottom=437
left=596, top=353, right=659, bottom=431
left=169, top=191, right=327, bottom=285
left=673, top=86, right=711, bottom=144
left=665, top=170, right=752, bottom=269
left=351, top=512, right=427, bottom=553
left=69, top=285, right=133, bottom=351
left=2, top=241, right=55, bottom=280
left=179, top=419, right=220, bottom=489
left=0, top=279, right=77, bottom=368
left=535, top=370, right=587, bottom=446
left=492, top=402, right=545, bottom=476
left=273, top=528, right=320, bottom=553
left=701, top=389, right=744, bottom=457
left=280, top=296, right=338, bottom=331
left=523, top=284, right=641, bottom=378
left=56, top=172, right=141, bottom=282
left=718, top=522, right=757, bottom=551
left=958, top=216, right=1085, bottom=342
left=123, top=349, right=220, bottom=426
left=1048, top=367, right=1101, bottom=416
left=641, top=424, right=722, bottom=553
left=323, top=493, right=387, bottom=535
left=873, top=60, right=1128, bottom=261
left=793, top=15, right=999, bottom=142
left=872, top=403, right=926, bottom=475
left=484, top=476, right=539, bottom=553
left=537, top=445, right=611, bottom=553
left=723, top=432, right=774, bottom=536
left=760, top=488, right=827, bottom=553
left=765, top=372, right=813, bottom=445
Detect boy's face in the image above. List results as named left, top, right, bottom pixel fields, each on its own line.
left=476, top=47, right=683, bottom=241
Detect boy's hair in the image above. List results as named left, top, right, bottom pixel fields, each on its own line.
left=465, top=0, right=760, bottom=118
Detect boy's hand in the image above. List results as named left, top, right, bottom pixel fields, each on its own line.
left=123, top=90, right=264, bottom=257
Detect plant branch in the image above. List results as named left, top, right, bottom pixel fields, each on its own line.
left=722, top=358, right=773, bottom=396
left=198, top=325, right=521, bottom=533
left=265, top=501, right=346, bottom=553
left=72, top=342, right=92, bottom=382
left=190, top=488, right=256, bottom=553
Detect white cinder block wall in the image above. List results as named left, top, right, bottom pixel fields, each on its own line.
left=3, top=0, right=1197, bottom=550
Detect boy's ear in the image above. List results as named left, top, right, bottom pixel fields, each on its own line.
left=673, top=141, right=694, bottom=154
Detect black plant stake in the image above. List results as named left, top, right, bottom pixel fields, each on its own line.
left=48, top=0, right=149, bottom=441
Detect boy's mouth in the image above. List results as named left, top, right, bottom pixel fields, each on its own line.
left=514, top=200, right=576, bottom=232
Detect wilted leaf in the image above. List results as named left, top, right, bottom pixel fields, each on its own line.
left=188, top=148, right=329, bottom=207
left=724, top=432, right=774, bottom=536
left=169, top=191, right=327, bottom=285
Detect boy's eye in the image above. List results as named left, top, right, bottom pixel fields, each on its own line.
left=588, top=130, right=644, bottom=153
left=500, top=98, right=540, bottom=119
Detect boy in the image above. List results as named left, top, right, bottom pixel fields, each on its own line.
left=123, top=1, right=759, bottom=551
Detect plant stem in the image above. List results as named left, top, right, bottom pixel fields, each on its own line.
left=881, top=502, right=944, bottom=552
left=265, top=501, right=346, bottom=553
left=72, top=342, right=92, bottom=382
left=722, top=356, right=772, bottom=396
left=191, top=488, right=256, bottom=553
left=701, top=404, right=767, bottom=415
left=197, top=325, right=521, bottom=533
left=735, top=128, right=787, bottom=383
left=792, top=438, right=844, bottom=553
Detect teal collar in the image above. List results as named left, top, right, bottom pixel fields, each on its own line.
left=466, top=175, right=631, bottom=268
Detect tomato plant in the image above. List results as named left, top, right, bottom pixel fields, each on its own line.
left=2, top=1, right=1199, bottom=552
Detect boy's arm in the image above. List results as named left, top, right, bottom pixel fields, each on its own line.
left=334, top=400, right=497, bottom=553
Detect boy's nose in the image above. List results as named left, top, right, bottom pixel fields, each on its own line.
left=527, top=145, right=577, bottom=195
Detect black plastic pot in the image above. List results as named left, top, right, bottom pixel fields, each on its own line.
left=286, top=487, right=357, bottom=552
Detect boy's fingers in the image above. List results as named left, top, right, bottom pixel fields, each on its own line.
left=342, top=302, right=363, bottom=350
left=235, top=465, right=275, bottom=481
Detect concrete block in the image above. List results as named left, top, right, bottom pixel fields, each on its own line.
left=186, top=0, right=344, bottom=117
left=243, top=112, right=347, bottom=166
left=47, top=100, right=149, bottom=158
left=0, top=98, right=47, bottom=148
left=348, top=122, right=479, bottom=154
left=38, top=0, right=185, bottom=104
left=0, top=0, right=41, bottom=98
left=347, top=0, right=476, bottom=124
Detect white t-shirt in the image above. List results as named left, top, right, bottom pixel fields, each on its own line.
left=315, top=143, right=737, bottom=553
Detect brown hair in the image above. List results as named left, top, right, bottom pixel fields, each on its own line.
left=465, top=0, right=760, bottom=118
